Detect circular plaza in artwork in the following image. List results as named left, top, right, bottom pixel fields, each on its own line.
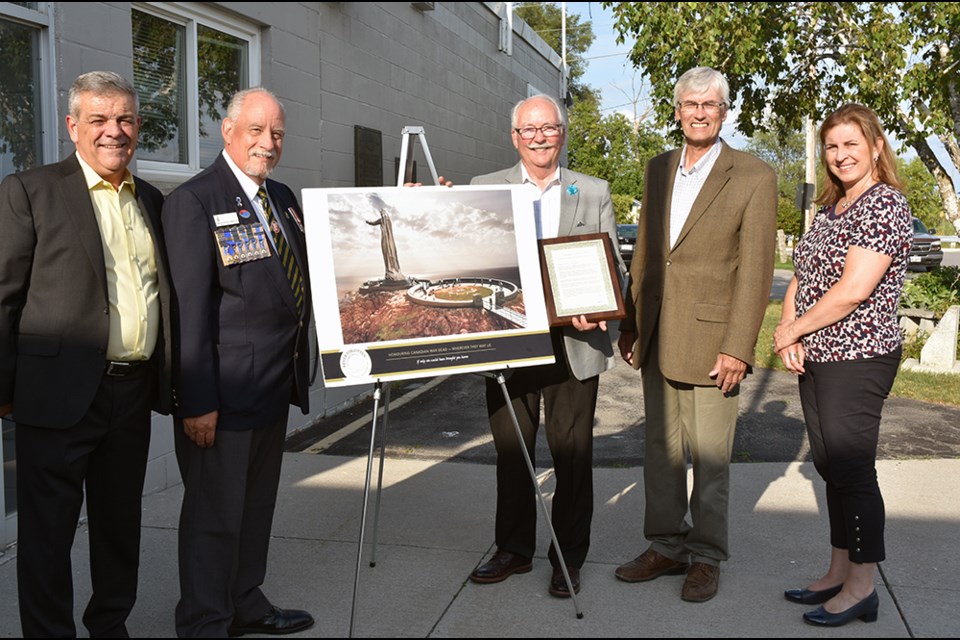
left=406, top=277, right=519, bottom=309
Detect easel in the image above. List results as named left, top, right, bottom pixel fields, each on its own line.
left=347, top=128, right=582, bottom=637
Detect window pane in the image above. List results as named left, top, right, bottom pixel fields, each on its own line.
left=0, top=18, right=42, bottom=178
left=133, top=9, right=187, bottom=164
left=198, top=25, right=248, bottom=168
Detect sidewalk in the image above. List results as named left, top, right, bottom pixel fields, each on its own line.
left=1, top=453, right=957, bottom=637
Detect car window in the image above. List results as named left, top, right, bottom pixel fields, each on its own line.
left=618, top=224, right=638, bottom=239
left=913, top=218, right=928, bottom=234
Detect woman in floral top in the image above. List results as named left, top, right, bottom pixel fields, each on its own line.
left=774, top=104, right=912, bottom=628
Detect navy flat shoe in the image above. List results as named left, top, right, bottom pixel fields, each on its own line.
left=803, top=590, right=879, bottom=627
left=784, top=583, right=843, bottom=604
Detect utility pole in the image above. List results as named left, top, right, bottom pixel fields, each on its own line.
left=804, top=115, right=817, bottom=232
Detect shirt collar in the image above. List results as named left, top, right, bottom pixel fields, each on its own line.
left=679, top=138, right=723, bottom=176
left=76, top=152, right=136, bottom=194
left=222, top=150, right=266, bottom=202
left=519, top=163, right=561, bottom=186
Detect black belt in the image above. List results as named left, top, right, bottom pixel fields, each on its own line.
left=105, top=360, right=147, bottom=377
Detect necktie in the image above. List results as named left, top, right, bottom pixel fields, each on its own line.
left=258, top=187, right=303, bottom=313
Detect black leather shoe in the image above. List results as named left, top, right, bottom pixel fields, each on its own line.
left=548, top=566, right=581, bottom=598
left=784, top=583, right=843, bottom=604
left=469, top=549, right=533, bottom=584
left=228, top=606, right=315, bottom=637
left=803, top=591, right=879, bottom=627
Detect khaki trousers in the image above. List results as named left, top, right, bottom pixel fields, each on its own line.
left=641, top=356, right=740, bottom=565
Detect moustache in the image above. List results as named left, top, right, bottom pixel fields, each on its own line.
left=526, top=142, right=556, bottom=151
left=249, top=150, right=275, bottom=160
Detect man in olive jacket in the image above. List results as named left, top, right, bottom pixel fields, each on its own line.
left=615, top=67, right=776, bottom=603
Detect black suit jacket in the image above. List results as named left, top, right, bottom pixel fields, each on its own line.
left=0, top=155, right=172, bottom=428
left=162, top=154, right=311, bottom=430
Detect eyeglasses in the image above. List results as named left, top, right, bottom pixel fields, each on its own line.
left=514, top=124, right=564, bottom=140
left=677, top=101, right=727, bottom=115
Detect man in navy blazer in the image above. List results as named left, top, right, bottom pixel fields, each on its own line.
left=162, top=88, right=314, bottom=637
left=0, top=71, right=170, bottom=637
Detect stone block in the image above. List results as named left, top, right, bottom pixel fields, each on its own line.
left=921, top=305, right=959, bottom=370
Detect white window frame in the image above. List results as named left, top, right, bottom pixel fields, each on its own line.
left=0, top=2, right=57, bottom=174
left=133, top=2, right=260, bottom=184
left=1, top=1, right=56, bottom=547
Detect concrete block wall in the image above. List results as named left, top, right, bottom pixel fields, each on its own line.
left=314, top=1, right=563, bottom=188
left=7, top=2, right=562, bottom=508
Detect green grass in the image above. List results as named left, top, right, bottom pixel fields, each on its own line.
left=774, top=258, right=795, bottom=271
left=755, top=301, right=960, bottom=406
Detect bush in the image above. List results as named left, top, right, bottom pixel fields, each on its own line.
left=900, top=267, right=960, bottom=319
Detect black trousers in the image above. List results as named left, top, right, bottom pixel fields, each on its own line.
left=16, top=366, right=153, bottom=638
left=173, top=414, right=286, bottom=638
left=798, top=349, right=900, bottom=564
left=484, top=329, right=599, bottom=569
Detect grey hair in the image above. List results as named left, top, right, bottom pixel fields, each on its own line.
left=673, top=66, right=730, bottom=107
left=68, top=71, right=138, bottom=116
left=510, top=94, right=567, bottom=129
left=226, top=87, right=284, bottom=121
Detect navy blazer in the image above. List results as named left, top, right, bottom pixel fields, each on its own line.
left=0, top=155, right=171, bottom=427
left=162, top=154, right=311, bottom=430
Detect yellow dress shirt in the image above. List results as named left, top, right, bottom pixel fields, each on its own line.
left=77, top=154, right=160, bottom=361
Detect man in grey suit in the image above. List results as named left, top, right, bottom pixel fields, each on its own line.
left=0, top=71, right=170, bottom=637
left=468, top=94, right=624, bottom=598
left=615, top=67, right=776, bottom=602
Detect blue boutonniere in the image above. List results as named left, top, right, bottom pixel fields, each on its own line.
left=567, top=184, right=579, bottom=196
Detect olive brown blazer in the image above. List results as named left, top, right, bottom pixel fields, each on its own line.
left=622, top=142, right=777, bottom=385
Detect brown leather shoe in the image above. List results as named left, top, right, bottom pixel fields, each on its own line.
left=615, top=548, right=690, bottom=583
left=469, top=549, right=533, bottom=584
left=548, top=566, right=581, bottom=598
left=681, top=562, right=720, bottom=602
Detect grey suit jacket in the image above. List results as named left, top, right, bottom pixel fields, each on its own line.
left=0, top=154, right=172, bottom=427
left=622, top=142, right=777, bottom=385
left=471, top=163, right=625, bottom=381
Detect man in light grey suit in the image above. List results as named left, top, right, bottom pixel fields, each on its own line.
left=468, top=94, right=624, bottom=598
left=615, top=67, right=776, bottom=602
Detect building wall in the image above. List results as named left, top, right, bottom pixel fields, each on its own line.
left=0, top=2, right=562, bottom=536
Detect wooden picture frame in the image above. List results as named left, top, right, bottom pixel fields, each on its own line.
left=538, top=232, right=626, bottom=327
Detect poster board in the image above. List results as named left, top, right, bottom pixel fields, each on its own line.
left=302, top=185, right=554, bottom=387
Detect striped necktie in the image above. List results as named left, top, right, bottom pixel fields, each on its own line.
left=258, top=187, right=303, bottom=313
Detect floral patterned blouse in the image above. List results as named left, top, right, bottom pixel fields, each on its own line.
left=792, top=182, right=912, bottom=362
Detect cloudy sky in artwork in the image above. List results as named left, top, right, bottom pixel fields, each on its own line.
left=326, top=187, right=521, bottom=280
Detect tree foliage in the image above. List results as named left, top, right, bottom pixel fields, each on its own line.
left=567, top=92, right=666, bottom=206
left=901, top=156, right=946, bottom=232
left=0, top=20, right=40, bottom=173
left=745, top=129, right=805, bottom=237
left=514, top=2, right=595, bottom=98
left=604, top=1, right=960, bottom=233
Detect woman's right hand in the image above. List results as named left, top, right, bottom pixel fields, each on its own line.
left=777, top=343, right=806, bottom=375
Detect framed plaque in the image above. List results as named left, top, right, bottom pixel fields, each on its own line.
left=538, top=232, right=626, bottom=327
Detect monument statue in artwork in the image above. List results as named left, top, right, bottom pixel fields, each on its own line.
left=366, top=207, right=406, bottom=282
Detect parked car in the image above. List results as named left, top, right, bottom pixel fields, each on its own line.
left=617, top=223, right=637, bottom=268
left=909, top=217, right=943, bottom=271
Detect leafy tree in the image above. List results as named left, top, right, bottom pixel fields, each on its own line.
left=901, top=156, right=946, bottom=232
left=0, top=20, right=40, bottom=173
left=611, top=193, right=637, bottom=223
left=746, top=129, right=805, bottom=237
left=567, top=91, right=666, bottom=207
left=604, top=1, right=960, bottom=234
left=514, top=2, right=595, bottom=98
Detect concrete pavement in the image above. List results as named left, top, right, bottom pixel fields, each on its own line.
left=2, top=267, right=958, bottom=637
left=1, top=453, right=957, bottom=637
